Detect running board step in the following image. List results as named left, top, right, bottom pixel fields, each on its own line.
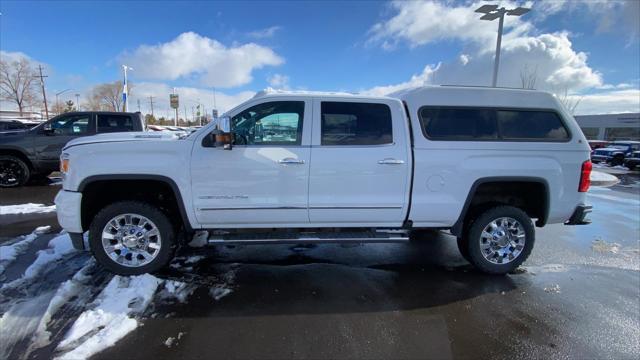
left=205, top=230, right=410, bottom=245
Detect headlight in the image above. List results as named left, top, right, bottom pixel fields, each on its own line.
left=60, top=153, right=70, bottom=173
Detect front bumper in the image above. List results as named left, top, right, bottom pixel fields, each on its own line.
left=54, top=190, right=83, bottom=233
left=565, top=204, right=592, bottom=225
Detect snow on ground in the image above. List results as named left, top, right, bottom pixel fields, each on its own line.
left=1, top=231, right=77, bottom=290
left=0, top=226, right=51, bottom=274
left=55, top=274, right=162, bottom=360
left=0, top=203, right=56, bottom=215
left=590, top=170, right=619, bottom=187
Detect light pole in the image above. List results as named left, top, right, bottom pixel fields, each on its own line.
left=475, top=4, right=530, bottom=87
left=55, top=88, right=73, bottom=115
left=75, top=93, right=80, bottom=111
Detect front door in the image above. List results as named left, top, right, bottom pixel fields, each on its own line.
left=35, top=113, right=95, bottom=169
left=191, top=99, right=312, bottom=227
left=308, top=99, right=411, bottom=226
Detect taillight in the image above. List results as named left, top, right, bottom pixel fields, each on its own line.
left=579, top=160, right=592, bottom=192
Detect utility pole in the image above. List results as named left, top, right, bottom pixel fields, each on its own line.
left=475, top=5, right=530, bottom=87
left=34, top=65, right=49, bottom=119
left=148, top=96, right=155, bottom=117
left=184, top=106, right=187, bottom=125
left=75, top=93, right=80, bottom=111
left=137, top=99, right=141, bottom=112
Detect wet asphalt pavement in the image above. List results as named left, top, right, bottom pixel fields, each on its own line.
left=0, top=170, right=639, bottom=360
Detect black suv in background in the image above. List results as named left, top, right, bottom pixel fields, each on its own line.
left=0, top=111, right=145, bottom=187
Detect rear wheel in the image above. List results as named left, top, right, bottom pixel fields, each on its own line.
left=463, top=206, right=534, bottom=274
left=610, top=155, right=624, bottom=166
left=89, top=201, right=176, bottom=275
left=0, top=155, right=30, bottom=188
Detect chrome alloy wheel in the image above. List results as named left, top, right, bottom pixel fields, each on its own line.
left=479, top=217, right=526, bottom=264
left=101, top=213, right=162, bottom=267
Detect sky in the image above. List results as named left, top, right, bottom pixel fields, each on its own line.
left=1, top=0, right=639, bottom=116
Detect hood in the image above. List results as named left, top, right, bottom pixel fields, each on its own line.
left=63, top=131, right=180, bottom=149
left=0, top=129, right=29, bottom=138
left=596, top=147, right=626, bottom=153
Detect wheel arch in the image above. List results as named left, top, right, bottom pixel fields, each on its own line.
left=78, top=174, right=194, bottom=233
left=450, top=176, right=550, bottom=237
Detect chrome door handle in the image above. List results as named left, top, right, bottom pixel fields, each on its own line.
left=279, top=158, right=305, bottom=165
left=378, top=158, right=405, bottom=165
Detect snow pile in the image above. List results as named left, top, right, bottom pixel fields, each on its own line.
left=544, top=284, right=561, bottom=294
left=56, top=274, right=162, bottom=360
left=0, top=226, right=51, bottom=274
left=2, top=231, right=77, bottom=290
left=164, top=332, right=186, bottom=348
left=591, top=238, right=621, bottom=254
left=209, top=269, right=236, bottom=301
left=28, top=260, right=96, bottom=352
left=0, top=203, right=56, bottom=215
left=158, top=279, right=197, bottom=303
left=523, top=264, right=568, bottom=275
left=590, top=171, right=619, bottom=187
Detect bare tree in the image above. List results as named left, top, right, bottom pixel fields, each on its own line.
left=0, top=57, right=40, bottom=116
left=86, top=81, right=131, bottom=111
left=554, top=86, right=583, bottom=115
left=519, top=64, right=538, bottom=90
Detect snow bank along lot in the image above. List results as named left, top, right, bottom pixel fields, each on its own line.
left=0, top=175, right=638, bottom=359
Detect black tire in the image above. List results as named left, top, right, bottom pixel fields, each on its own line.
left=610, top=155, right=624, bottom=166
left=456, top=236, right=471, bottom=262
left=0, top=155, right=30, bottom=188
left=89, top=201, right=176, bottom=275
left=464, top=206, right=535, bottom=274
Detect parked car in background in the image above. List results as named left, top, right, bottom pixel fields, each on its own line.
left=0, top=119, right=37, bottom=132
left=623, top=151, right=640, bottom=170
left=55, top=86, right=592, bottom=276
left=0, top=111, right=144, bottom=187
left=587, top=140, right=608, bottom=152
left=591, top=141, right=640, bottom=166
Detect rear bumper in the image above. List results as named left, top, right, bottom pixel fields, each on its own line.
left=565, top=204, right=592, bottom=225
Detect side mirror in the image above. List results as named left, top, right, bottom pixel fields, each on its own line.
left=43, top=123, right=54, bottom=135
left=215, top=117, right=233, bottom=150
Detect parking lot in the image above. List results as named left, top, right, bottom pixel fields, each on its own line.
left=1, top=169, right=639, bottom=360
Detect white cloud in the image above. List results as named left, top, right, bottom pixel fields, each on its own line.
left=362, top=64, right=439, bottom=97
left=573, top=89, right=640, bottom=115
left=129, top=82, right=255, bottom=116
left=365, top=1, right=604, bottom=93
left=247, top=26, right=282, bottom=39
left=267, top=73, right=290, bottom=89
left=118, top=32, right=284, bottom=88
left=368, top=1, right=532, bottom=51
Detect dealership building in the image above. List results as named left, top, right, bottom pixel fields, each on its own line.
left=574, top=113, right=640, bottom=141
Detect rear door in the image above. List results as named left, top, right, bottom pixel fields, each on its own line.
left=308, top=99, right=411, bottom=226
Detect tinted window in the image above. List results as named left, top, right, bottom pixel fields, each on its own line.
left=419, top=108, right=497, bottom=140
left=0, top=121, right=26, bottom=131
left=50, top=115, right=90, bottom=135
left=321, top=102, right=392, bottom=145
left=497, top=110, right=569, bottom=140
left=97, top=114, right=135, bottom=133
left=231, top=101, right=304, bottom=145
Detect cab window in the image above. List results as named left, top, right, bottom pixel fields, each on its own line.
left=97, top=114, right=134, bottom=133
left=231, top=101, right=304, bottom=145
left=50, top=114, right=90, bottom=135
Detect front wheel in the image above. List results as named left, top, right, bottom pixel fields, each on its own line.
left=0, top=155, right=30, bottom=187
left=89, top=201, right=176, bottom=275
left=463, top=206, right=535, bottom=274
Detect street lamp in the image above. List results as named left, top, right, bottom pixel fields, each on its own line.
left=475, top=4, right=531, bottom=87
left=55, top=88, right=73, bottom=115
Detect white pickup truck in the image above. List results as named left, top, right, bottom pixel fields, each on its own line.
left=55, top=86, right=592, bottom=275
